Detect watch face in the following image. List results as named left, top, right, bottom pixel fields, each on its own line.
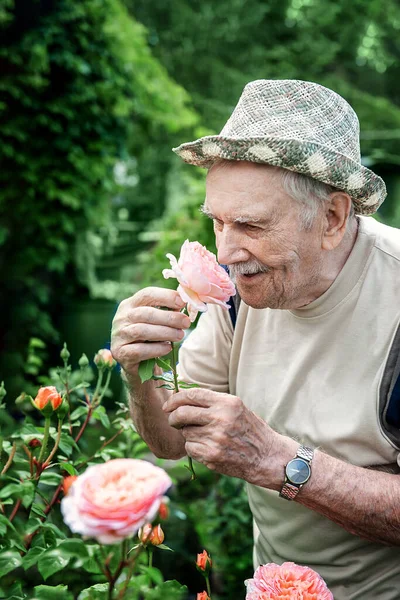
left=286, top=458, right=311, bottom=485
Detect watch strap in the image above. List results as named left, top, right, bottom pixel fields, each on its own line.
left=297, top=445, right=314, bottom=462
left=280, top=482, right=300, bottom=500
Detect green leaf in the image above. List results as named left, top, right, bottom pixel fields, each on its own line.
left=42, top=522, right=66, bottom=540
left=139, top=564, right=164, bottom=585
left=0, top=483, right=22, bottom=500
left=38, top=548, right=70, bottom=580
left=32, top=585, right=73, bottom=600
left=0, top=550, right=22, bottom=578
left=31, top=503, right=47, bottom=519
left=155, top=357, right=171, bottom=371
left=70, top=406, right=89, bottom=421
left=23, top=546, right=46, bottom=571
left=0, top=580, right=24, bottom=599
left=156, top=543, right=173, bottom=551
left=138, top=358, right=156, bottom=383
left=92, top=405, right=110, bottom=428
left=0, top=480, right=35, bottom=508
left=39, top=471, right=63, bottom=486
left=60, top=462, right=78, bottom=476
left=58, top=433, right=80, bottom=456
left=77, top=583, right=109, bottom=599
left=57, top=538, right=89, bottom=559
left=177, top=381, right=199, bottom=389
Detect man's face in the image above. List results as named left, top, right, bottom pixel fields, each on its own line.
left=204, top=161, right=325, bottom=310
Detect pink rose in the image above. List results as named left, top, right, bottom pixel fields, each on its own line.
left=245, top=562, right=333, bottom=600
left=61, top=458, right=172, bottom=544
left=162, top=240, right=236, bottom=321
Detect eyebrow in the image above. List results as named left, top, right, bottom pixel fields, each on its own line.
left=200, top=203, right=267, bottom=224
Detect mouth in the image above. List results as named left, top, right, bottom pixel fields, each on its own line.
left=238, top=271, right=265, bottom=281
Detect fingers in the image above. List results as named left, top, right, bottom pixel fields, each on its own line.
left=163, top=388, right=222, bottom=412
left=130, top=287, right=186, bottom=310
left=127, top=306, right=191, bottom=329
left=119, top=322, right=186, bottom=344
left=111, top=287, right=190, bottom=371
left=168, top=406, right=210, bottom=429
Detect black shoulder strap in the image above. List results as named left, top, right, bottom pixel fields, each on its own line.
left=221, top=265, right=241, bottom=329
left=379, top=322, right=400, bottom=449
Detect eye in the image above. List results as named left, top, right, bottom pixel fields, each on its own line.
left=213, top=219, right=224, bottom=230
left=245, top=224, right=261, bottom=232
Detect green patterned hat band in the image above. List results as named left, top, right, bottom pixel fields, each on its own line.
left=173, top=79, right=386, bottom=215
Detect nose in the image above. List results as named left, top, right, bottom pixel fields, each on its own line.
left=216, top=226, right=250, bottom=266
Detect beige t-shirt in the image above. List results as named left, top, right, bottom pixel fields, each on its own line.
left=178, top=216, right=400, bottom=599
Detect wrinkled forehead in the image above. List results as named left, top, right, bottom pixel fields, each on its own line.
left=204, top=160, right=294, bottom=221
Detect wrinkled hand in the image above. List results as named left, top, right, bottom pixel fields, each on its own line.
left=111, top=287, right=190, bottom=380
left=163, top=388, right=279, bottom=485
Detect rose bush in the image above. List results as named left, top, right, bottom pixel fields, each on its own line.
left=0, top=344, right=187, bottom=600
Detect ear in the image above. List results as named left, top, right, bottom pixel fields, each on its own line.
left=321, top=192, right=353, bottom=251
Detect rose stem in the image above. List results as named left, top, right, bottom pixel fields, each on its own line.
left=206, top=574, right=212, bottom=598
left=1, top=441, right=16, bottom=475
left=37, top=417, right=51, bottom=465
left=43, top=419, right=62, bottom=467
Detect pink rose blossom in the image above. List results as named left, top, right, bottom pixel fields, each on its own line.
left=61, top=459, right=172, bottom=544
left=245, top=562, right=333, bottom=600
left=162, top=240, right=236, bottom=321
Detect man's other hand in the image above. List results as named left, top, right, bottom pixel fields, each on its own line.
left=163, top=388, right=281, bottom=484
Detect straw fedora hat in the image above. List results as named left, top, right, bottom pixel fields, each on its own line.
left=173, top=79, right=386, bottom=215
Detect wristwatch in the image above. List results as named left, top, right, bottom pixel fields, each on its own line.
left=279, top=445, right=314, bottom=500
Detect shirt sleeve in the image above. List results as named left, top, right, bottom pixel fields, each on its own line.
left=177, top=304, right=233, bottom=393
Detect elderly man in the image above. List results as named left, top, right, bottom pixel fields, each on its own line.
left=111, top=80, right=400, bottom=598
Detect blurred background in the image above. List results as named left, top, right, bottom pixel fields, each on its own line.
left=0, top=0, right=399, bottom=596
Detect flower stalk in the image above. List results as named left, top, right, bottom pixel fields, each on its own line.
left=37, top=417, right=51, bottom=466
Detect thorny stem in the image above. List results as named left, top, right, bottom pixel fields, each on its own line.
left=37, top=417, right=51, bottom=465
left=93, top=369, right=104, bottom=403
left=22, top=444, right=34, bottom=477
left=74, top=406, right=93, bottom=444
left=9, top=498, right=22, bottom=522
left=76, top=427, right=124, bottom=470
left=116, top=543, right=144, bottom=599
left=96, top=369, right=112, bottom=406
left=1, top=441, right=16, bottom=475
left=43, top=419, right=63, bottom=467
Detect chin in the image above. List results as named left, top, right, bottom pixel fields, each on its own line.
left=238, top=285, right=287, bottom=310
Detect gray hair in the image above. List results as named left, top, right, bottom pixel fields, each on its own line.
left=278, top=168, right=355, bottom=229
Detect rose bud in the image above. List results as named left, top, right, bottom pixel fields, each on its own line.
left=94, top=349, right=116, bottom=370
left=28, top=438, right=42, bottom=448
left=139, top=523, right=153, bottom=544
left=78, top=353, right=89, bottom=368
left=32, top=386, right=63, bottom=416
left=196, top=550, right=212, bottom=574
left=63, top=475, right=78, bottom=496
left=149, top=524, right=164, bottom=546
left=197, top=593, right=210, bottom=600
